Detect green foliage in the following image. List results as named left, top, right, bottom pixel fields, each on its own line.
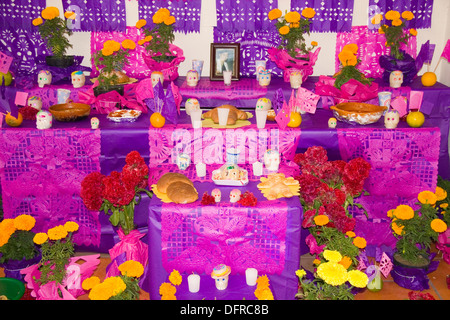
left=109, top=276, right=141, bottom=300
left=334, top=65, right=373, bottom=89
left=37, top=236, right=74, bottom=286
left=93, top=48, right=130, bottom=89
left=275, top=16, right=313, bottom=57
left=437, top=176, right=450, bottom=225
left=296, top=278, right=355, bottom=300
left=142, top=23, right=175, bottom=58
left=380, top=23, right=411, bottom=60
left=0, top=230, right=39, bottom=263
left=38, top=17, right=72, bottom=57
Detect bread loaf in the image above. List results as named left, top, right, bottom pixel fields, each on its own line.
left=203, top=105, right=248, bottom=125
left=166, top=181, right=198, bottom=204
left=156, top=172, right=194, bottom=193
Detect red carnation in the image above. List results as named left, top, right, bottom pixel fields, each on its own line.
left=122, top=151, right=149, bottom=189
left=80, top=171, right=105, bottom=211
left=201, top=192, right=216, bottom=205
left=238, top=191, right=258, bottom=207
left=302, top=209, right=317, bottom=228
left=102, top=171, right=135, bottom=207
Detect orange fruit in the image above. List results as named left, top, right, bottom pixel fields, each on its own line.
left=406, top=111, right=425, bottom=128
left=287, top=112, right=302, bottom=127
left=5, top=112, right=23, bottom=127
left=421, top=72, right=437, bottom=87
left=150, top=112, right=165, bottom=128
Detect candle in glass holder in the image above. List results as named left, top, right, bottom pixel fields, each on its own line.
left=245, top=268, right=258, bottom=286
left=188, top=273, right=200, bottom=293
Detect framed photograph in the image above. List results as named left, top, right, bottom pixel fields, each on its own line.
left=210, top=43, right=240, bottom=81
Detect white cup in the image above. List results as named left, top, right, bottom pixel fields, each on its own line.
left=188, top=274, right=200, bottom=293
left=223, top=71, right=232, bottom=86
left=252, top=161, right=263, bottom=176
left=245, top=268, right=258, bottom=286
left=255, top=109, right=268, bottom=129
left=195, top=162, right=206, bottom=177
left=217, top=108, right=230, bottom=126
left=190, top=109, right=202, bottom=128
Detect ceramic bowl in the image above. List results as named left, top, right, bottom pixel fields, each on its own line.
left=49, top=103, right=91, bottom=121
left=330, top=102, right=387, bottom=125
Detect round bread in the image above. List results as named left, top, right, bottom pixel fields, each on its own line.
left=166, top=181, right=198, bottom=204
left=156, top=172, right=193, bottom=193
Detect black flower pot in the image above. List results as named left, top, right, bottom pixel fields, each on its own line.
left=45, top=55, right=75, bottom=68
left=93, top=84, right=124, bottom=97
left=379, top=51, right=417, bottom=85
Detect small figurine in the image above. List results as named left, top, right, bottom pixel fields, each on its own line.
left=91, top=117, right=100, bottom=129
left=384, top=110, right=400, bottom=129
left=185, top=98, right=200, bottom=116
left=263, top=149, right=280, bottom=172
left=36, top=110, right=52, bottom=129
left=389, top=70, right=403, bottom=88
left=328, top=117, right=337, bottom=129
left=255, top=97, right=272, bottom=111
left=211, top=188, right=221, bottom=202
left=151, top=71, right=164, bottom=87
left=289, top=71, right=302, bottom=89
left=176, top=153, right=191, bottom=170
left=230, top=189, right=241, bottom=203
left=27, top=96, right=42, bottom=111
left=211, top=264, right=231, bottom=290
left=186, top=69, right=199, bottom=87
left=71, top=71, right=86, bottom=88
left=258, top=69, right=271, bottom=87
left=38, top=70, right=52, bottom=88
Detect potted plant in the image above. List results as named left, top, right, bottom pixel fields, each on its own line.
left=32, top=7, right=75, bottom=68
left=0, top=215, right=41, bottom=281
left=334, top=44, right=373, bottom=89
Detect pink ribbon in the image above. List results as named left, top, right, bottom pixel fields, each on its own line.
left=314, top=75, right=379, bottom=103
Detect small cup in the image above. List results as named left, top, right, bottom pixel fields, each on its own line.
left=217, top=108, right=230, bottom=126
left=188, top=274, right=201, bottom=293
left=223, top=71, right=232, bottom=86
left=57, top=89, right=71, bottom=104
left=255, top=60, right=266, bottom=81
left=190, top=109, right=202, bottom=129
left=226, top=148, right=240, bottom=164
left=378, top=91, right=392, bottom=114
left=255, top=109, right=268, bottom=129
left=245, top=268, right=258, bottom=286
left=195, top=162, right=206, bottom=177
left=192, top=60, right=204, bottom=77
left=252, top=161, right=263, bottom=176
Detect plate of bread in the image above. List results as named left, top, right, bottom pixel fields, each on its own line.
left=152, top=172, right=198, bottom=203
left=211, top=164, right=249, bottom=186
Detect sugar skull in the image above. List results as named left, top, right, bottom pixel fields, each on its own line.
left=384, top=110, right=400, bottom=129
left=389, top=70, right=403, bottom=88
left=258, top=70, right=271, bottom=86
left=289, top=71, right=303, bottom=89
left=186, top=69, right=199, bottom=87
left=176, top=153, right=191, bottom=170
left=264, top=149, right=280, bottom=172
left=151, top=71, right=164, bottom=87
left=91, top=117, right=100, bottom=129
left=185, top=98, right=200, bottom=116
left=27, top=96, right=42, bottom=111
left=328, top=117, right=337, bottom=128
left=36, top=110, right=52, bottom=129
left=38, top=70, right=52, bottom=88
left=255, top=98, right=272, bottom=111
left=211, top=188, right=221, bottom=202
left=71, top=70, right=86, bottom=88
left=211, top=264, right=231, bottom=290
left=229, top=189, right=241, bottom=203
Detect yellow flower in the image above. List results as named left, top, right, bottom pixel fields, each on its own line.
left=441, top=203, right=449, bottom=209
left=255, top=287, right=274, bottom=300
left=161, top=293, right=177, bottom=300
left=435, top=187, right=447, bottom=201
left=394, top=204, right=414, bottom=220
left=101, top=47, right=114, bottom=57
left=338, top=50, right=357, bottom=67
left=392, top=19, right=403, bottom=27
left=64, top=221, right=79, bottom=233
left=301, top=7, right=316, bottom=19
left=371, top=13, right=383, bottom=25
left=64, top=11, right=76, bottom=20
left=387, top=209, right=395, bottom=218
left=431, top=219, right=447, bottom=233
left=268, top=8, right=282, bottom=21
left=295, top=269, right=306, bottom=279
left=47, top=225, right=68, bottom=241
left=339, top=256, right=353, bottom=269
left=314, top=215, right=329, bottom=226
left=32, top=17, right=43, bottom=26
left=345, top=231, right=356, bottom=238
left=317, top=261, right=348, bottom=286
left=401, top=11, right=414, bottom=20
left=82, top=276, right=101, bottom=290
left=279, top=25, right=290, bottom=35
left=144, top=35, right=153, bottom=42
left=33, top=232, right=48, bottom=245
left=285, top=11, right=301, bottom=23
left=311, top=41, right=318, bottom=46
left=418, top=190, right=437, bottom=205
left=119, top=260, right=144, bottom=278
left=14, top=214, right=36, bottom=231
left=313, top=258, right=321, bottom=265
left=138, top=39, right=146, bottom=46
left=385, top=10, right=400, bottom=21
left=159, top=282, right=176, bottom=296
left=256, top=275, right=270, bottom=288
left=290, top=22, right=300, bottom=28
left=121, top=39, right=136, bottom=50
left=103, top=40, right=121, bottom=52
left=347, top=270, right=369, bottom=288
left=323, top=250, right=342, bottom=263
left=103, top=277, right=126, bottom=296
left=409, top=28, right=417, bottom=36
left=343, top=43, right=358, bottom=54
left=168, top=269, right=182, bottom=286
left=41, top=7, right=60, bottom=20
left=88, top=282, right=114, bottom=300
left=353, top=237, right=367, bottom=249
left=136, top=19, right=147, bottom=29
left=391, top=220, right=404, bottom=235
left=164, top=16, right=176, bottom=26
left=153, top=8, right=171, bottom=24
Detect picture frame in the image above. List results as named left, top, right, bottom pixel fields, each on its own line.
left=210, top=43, right=240, bottom=81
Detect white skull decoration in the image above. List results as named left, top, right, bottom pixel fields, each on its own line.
left=290, top=71, right=303, bottom=89
left=71, top=71, right=86, bottom=88
left=38, top=70, right=52, bottom=88
left=185, top=98, right=200, bottom=116
left=255, top=98, right=272, bottom=111
left=186, top=69, right=199, bottom=87
left=328, top=117, right=337, bottom=129
left=151, top=71, right=164, bottom=87
left=258, top=70, right=271, bottom=87
left=384, top=110, right=400, bottom=129
left=91, top=117, right=100, bottom=129
left=229, top=189, right=241, bottom=203
left=211, top=188, right=221, bottom=202
left=389, top=70, right=403, bottom=88
left=264, top=149, right=280, bottom=172
left=27, top=96, right=42, bottom=111
left=36, top=110, right=52, bottom=129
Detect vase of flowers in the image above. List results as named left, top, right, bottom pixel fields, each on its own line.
left=136, top=8, right=185, bottom=81
left=377, top=10, right=418, bottom=84
left=0, top=215, right=41, bottom=281
left=32, top=7, right=75, bottom=68
left=334, top=44, right=373, bottom=90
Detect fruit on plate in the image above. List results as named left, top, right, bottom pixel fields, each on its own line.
left=5, top=112, right=23, bottom=127
left=150, top=112, right=165, bottom=128
left=0, top=71, right=12, bottom=86
left=406, top=111, right=425, bottom=128
left=287, top=112, right=302, bottom=127
left=421, top=72, right=437, bottom=87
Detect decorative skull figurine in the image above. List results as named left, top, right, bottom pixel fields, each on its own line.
left=211, top=188, right=221, bottom=202
left=151, top=71, right=164, bottom=87
left=389, top=70, right=403, bottom=88
left=328, top=117, right=337, bottom=128
left=263, top=149, right=280, bottom=172
left=176, top=153, right=191, bottom=170
left=258, top=70, right=271, bottom=87
left=27, top=96, right=42, bottom=111
left=36, top=110, right=52, bottom=129
left=186, top=69, right=199, bottom=87
left=38, top=70, right=52, bottom=88
left=71, top=71, right=86, bottom=88
left=91, top=117, right=100, bottom=129
left=384, top=110, right=400, bottom=129
left=255, top=98, right=272, bottom=111
left=289, top=71, right=303, bottom=89
left=185, top=98, right=200, bottom=116
left=229, top=189, right=241, bottom=203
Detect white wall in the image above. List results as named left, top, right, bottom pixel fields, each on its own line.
left=49, top=0, right=450, bottom=85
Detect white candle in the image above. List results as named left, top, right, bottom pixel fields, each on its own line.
left=217, top=108, right=230, bottom=126
left=196, top=162, right=206, bottom=177
left=252, top=161, right=263, bottom=176
left=188, top=274, right=200, bottom=293
left=245, top=268, right=258, bottom=286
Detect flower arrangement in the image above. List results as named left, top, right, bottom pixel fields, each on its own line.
left=81, top=151, right=152, bottom=235
left=295, top=250, right=368, bottom=300
left=268, top=7, right=317, bottom=58
left=82, top=260, right=145, bottom=300
left=254, top=275, right=274, bottom=300
left=0, top=214, right=39, bottom=264
left=377, top=10, right=417, bottom=60
left=32, top=221, right=79, bottom=286
left=388, top=190, right=448, bottom=266
left=32, top=6, right=75, bottom=57
left=159, top=269, right=182, bottom=300
left=436, top=177, right=450, bottom=224
left=334, top=44, right=373, bottom=89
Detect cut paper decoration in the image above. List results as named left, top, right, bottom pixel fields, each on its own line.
left=272, top=88, right=285, bottom=115
left=145, top=81, right=179, bottom=124
left=357, top=251, right=369, bottom=271
left=294, top=87, right=320, bottom=114
left=15, top=91, right=28, bottom=107
left=0, top=51, right=13, bottom=74
left=379, top=252, right=393, bottom=278
left=365, top=265, right=379, bottom=282
left=441, top=38, right=450, bottom=62
left=390, top=96, right=408, bottom=117
left=409, top=91, right=424, bottom=111
left=275, top=101, right=292, bottom=130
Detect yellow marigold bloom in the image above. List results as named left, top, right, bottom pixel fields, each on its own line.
left=119, top=260, right=144, bottom=278
left=89, top=282, right=114, bottom=300
left=268, top=8, right=282, bottom=21
left=431, top=218, right=447, bottom=233
left=296, top=269, right=306, bottom=279
left=103, top=277, right=126, bottom=296
left=391, top=221, right=404, bottom=235
left=33, top=232, right=48, bottom=245
left=435, top=187, right=447, bottom=201
left=392, top=19, right=402, bottom=27
left=122, top=39, right=136, bottom=50
left=339, top=256, right=353, bottom=269
left=314, top=215, right=329, bottom=226
left=0, top=219, right=16, bottom=235
left=279, top=25, right=290, bottom=35
left=347, top=270, right=369, bottom=288
left=159, top=282, right=176, bottom=296
left=385, top=10, right=400, bottom=21
left=144, top=35, right=153, bottom=42
left=161, top=293, right=177, bottom=300
left=256, top=275, right=270, bottom=288
left=136, top=19, right=147, bottom=29
left=64, top=221, right=79, bottom=233
left=394, top=204, right=414, bottom=220
left=138, top=39, right=146, bottom=46
left=153, top=8, right=170, bottom=24
left=14, top=214, right=36, bottom=231
left=32, top=17, right=43, bottom=26
left=102, top=47, right=114, bottom=57
left=323, top=250, right=342, bottom=263
left=168, top=269, right=182, bottom=285
left=346, top=231, right=356, bottom=238
left=41, top=7, right=59, bottom=20
left=387, top=209, right=395, bottom=218
left=338, top=50, right=357, bottom=66
left=441, top=203, right=449, bottom=209
left=255, top=288, right=274, bottom=300
left=371, top=13, right=383, bottom=25
left=311, top=41, right=318, bottom=46
left=410, top=29, right=417, bottom=37
left=317, top=262, right=348, bottom=286
left=82, top=276, right=101, bottom=290
left=343, top=43, right=358, bottom=54
left=418, top=190, right=437, bottom=205
left=353, top=236, right=367, bottom=249
left=64, top=11, right=76, bottom=19
left=401, top=11, right=414, bottom=20
left=301, top=7, right=316, bottom=19
left=290, top=22, right=300, bottom=28
left=285, top=11, right=301, bottom=23
left=164, top=15, right=176, bottom=26
left=47, top=225, right=68, bottom=241
left=103, top=40, right=121, bottom=52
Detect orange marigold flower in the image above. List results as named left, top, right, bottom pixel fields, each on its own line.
left=387, top=209, right=395, bottom=218
left=385, top=10, right=400, bottom=21
left=343, top=43, right=358, bottom=54
left=301, top=7, right=316, bottom=19
left=138, top=39, right=146, bottom=46
left=311, top=41, right=318, bottom=46
left=122, top=39, right=136, bottom=50
left=392, top=19, right=402, bottom=27
left=256, top=275, right=270, bottom=288
left=168, top=269, right=182, bottom=286
left=103, top=40, right=121, bottom=52
left=268, top=8, right=282, bottom=20
left=339, top=256, right=353, bottom=269
left=33, top=232, right=48, bottom=245
left=159, top=282, right=176, bottom=296
left=102, top=47, right=114, bottom=57
left=431, top=219, right=447, bottom=233
left=82, top=276, right=101, bottom=290
left=64, top=221, right=79, bottom=233
left=64, top=11, right=76, bottom=19
left=391, top=220, right=404, bottom=235
left=345, top=231, right=356, bottom=238
left=47, top=225, right=68, bottom=240
left=14, top=214, right=36, bottom=231
left=418, top=190, right=437, bottom=205
left=353, top=236, right=367, bottom=249
left=314, top=215, right=329, bottom=226
left=285, top=11, right=301, bottom=23
left=371, top=13, right=383, bottom=25
left=279, top=25, right=290, bottom=35
left=394, top=204, right=415, bottom=220
left=435, top=187, right=448, bottom=201
left=32, top=17, right=43, bottom=26
left=164, top=15, right=176, bottom=26
left=136, top=19, right=147, bottom=29
left=42, top=7, right=59, bottom=20
left=401, top=11, right=414, bottom=20
left=338, top=50, right=357, bottom=66
left=409, top=28, right=418, bottom=36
